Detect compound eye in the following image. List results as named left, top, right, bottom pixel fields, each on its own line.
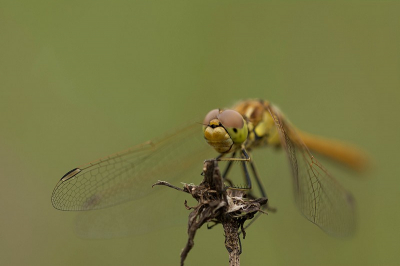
left=203, top=109, right=220, bottom=125
left=218, top=110, right=244, bottom=129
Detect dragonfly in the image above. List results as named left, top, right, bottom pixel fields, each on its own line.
left=51, top=99, right=367, bottom=238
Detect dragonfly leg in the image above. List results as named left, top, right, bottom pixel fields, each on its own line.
left=238, top=233, right=243, bottom=255
left=222, top=151, right=236, bottom=179
left=248, top=160, right=267, bottom=199
left=217, top=147, right=250, bottom=163
left=239, top=212, right=263, bottom=234
left=216, top=148, right=252, bottom=191
left=215, top=153, right=224, bottom=160
left=221, top=151, right=236, bottom=187
left=248, top=159, right=277, bottom=213
left=239, top=150, right=252, bottom=190
left=236, top=155, right=276, bottom=233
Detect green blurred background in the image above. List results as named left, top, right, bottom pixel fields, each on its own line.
left=1, top=1, right=399, bottom=265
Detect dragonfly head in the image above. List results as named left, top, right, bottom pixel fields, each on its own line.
left=203, top=109, right=248, bottom=154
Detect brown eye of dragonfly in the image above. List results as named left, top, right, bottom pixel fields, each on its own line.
left=203, top=109, right=220, bottom=125
left=218, top=110, right=244, bottom=129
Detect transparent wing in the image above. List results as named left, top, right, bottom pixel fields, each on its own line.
left=51, top=123, right=216, bottom=238
left=267, top=105, right=356, bottom=237
left=51, top=123, right=214, bottom=211
left=74, top=183, right=192, bottom=238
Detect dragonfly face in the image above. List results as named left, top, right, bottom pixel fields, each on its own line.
left=203, top=109, right=248, bottom=154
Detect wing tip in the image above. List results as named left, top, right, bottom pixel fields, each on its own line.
left=60, top=168, right=82, bottom=182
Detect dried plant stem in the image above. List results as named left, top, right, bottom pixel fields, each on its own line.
left=223, top=219, right=240, bottom=266
left=153, top=159, right=267, bottom=266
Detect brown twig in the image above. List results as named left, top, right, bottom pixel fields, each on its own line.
left=223, top=218, right=240, bottom=265
left=153, top=159, right=268, bottom=266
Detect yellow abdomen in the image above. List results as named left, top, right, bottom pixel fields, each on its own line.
left=296, top=130, right=369, bottom=172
